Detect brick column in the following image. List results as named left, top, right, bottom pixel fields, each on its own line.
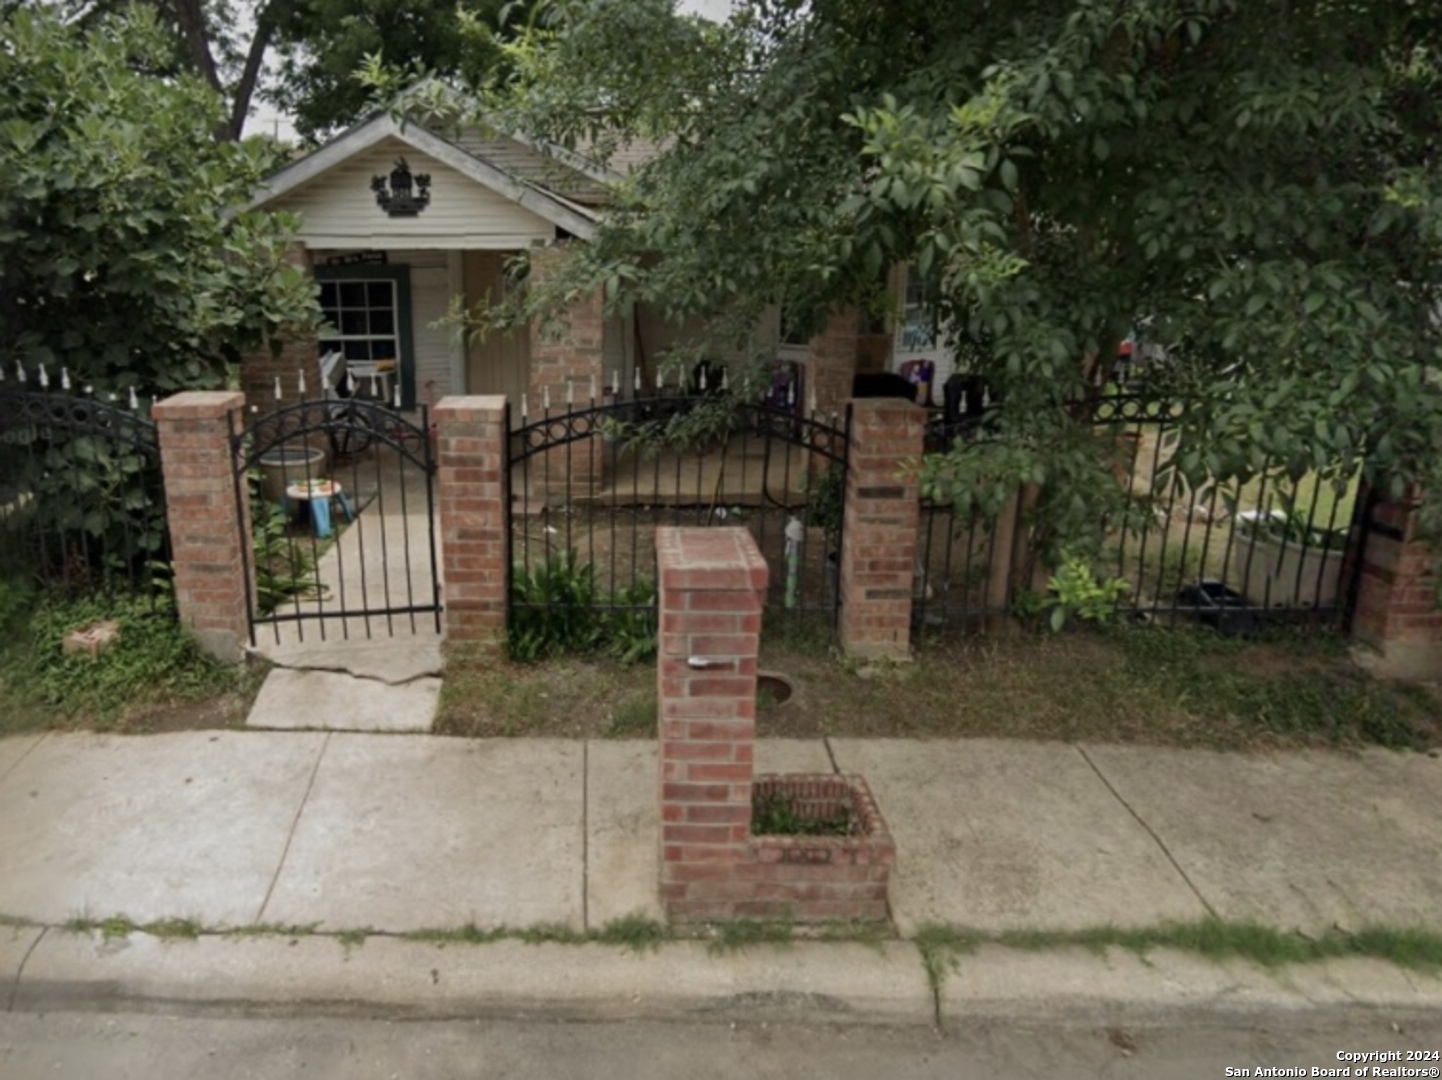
left=434, top=395, right=510, bottom=650
left=657, top=527, right=767, bottom=921
left=239, top=243, right=317, bottom=413
left=526, top=243, right=607, bottom=495
left=805, top=308, right=860, bottom=414
left=840, top=398, right=926, bottom=661
left=153, top=391, right=251, bottom=663
left=1351, top=494, right=1442, bottom=680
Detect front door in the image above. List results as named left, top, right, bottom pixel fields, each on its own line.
left=463, top=251, right=530, bottom=405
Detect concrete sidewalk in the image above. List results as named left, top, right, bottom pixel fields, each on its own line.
left=1, top=731, right=1440, bottom=1022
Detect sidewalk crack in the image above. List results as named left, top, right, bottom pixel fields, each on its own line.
left=254, top=732, right=331, bottom=923
left=581, top=741, right=590, bottom=934
left=822, top=736, right=841, bottom=774
left=0, top=732, right=49, bottom=786
left=248, top=653, right=440, bottom=687
left=6, top=926, right=46, bottom=1014
left=1074, top=744, right=1218, bottom=919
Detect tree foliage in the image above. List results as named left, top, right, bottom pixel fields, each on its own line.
left=268, top=0, right=526, bottom=141
left=0, top=6, right=320, bottom=394
left=457, top=0, right=1442, bottom=563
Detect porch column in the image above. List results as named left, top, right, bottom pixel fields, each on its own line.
left=239, top=242, right=317, bottom=413
left=526, top=243, right=607, bottom=496
left=1351, top=492, right=1442, bottom=680
left=840, top=397, right=926, bottom=661
left=806, top=308, right=860, bottom=414
left=153, top=391, right=251, bottom=663
left=434, top=395, right=510, bottom=651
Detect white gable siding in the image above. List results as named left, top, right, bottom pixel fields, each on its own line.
left=273, top=138, right=556, bottom=250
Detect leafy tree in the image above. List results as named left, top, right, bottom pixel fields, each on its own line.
left=441, top=0, right=1442, bottom=569
left=0, top=5, right=320, bottom=394
left=268, top=0, right=526, bottom=141
left=18, top=0, right=526, bottom=142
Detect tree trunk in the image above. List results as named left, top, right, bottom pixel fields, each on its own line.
left=226, top=5, right=275, bottom=141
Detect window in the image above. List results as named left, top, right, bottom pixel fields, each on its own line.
left=898, top=265, right=938, bottom=351
left=318, top=279, right=399, bottom=364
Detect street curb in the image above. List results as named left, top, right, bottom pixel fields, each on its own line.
left=9, top=932, right=936, bottom=1024
left=936, top=945, right=1442, bottom=1025
left=10, top=929, right=1442, bottom=1026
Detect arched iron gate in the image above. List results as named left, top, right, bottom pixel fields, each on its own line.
left=230, top=400, right=440, bottom=644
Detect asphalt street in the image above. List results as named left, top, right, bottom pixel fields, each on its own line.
left=2, top=1009, right=1441, bottom=1080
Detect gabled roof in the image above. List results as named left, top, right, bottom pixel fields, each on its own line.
left=250, top=113, right=600, bottom=241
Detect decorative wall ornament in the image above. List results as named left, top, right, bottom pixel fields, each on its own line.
left=371, top=157, right=431, bottom=217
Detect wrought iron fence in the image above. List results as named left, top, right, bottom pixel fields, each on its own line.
left=507, top=384, right=850, bottom=650
left=0, top=375, right=172, bottom=604
left=915, top=395, right=1359, bottom=634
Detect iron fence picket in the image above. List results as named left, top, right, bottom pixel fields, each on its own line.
left=914, top=393, right=1358, bottom=637
left=0, top=382, right=174, bottom=609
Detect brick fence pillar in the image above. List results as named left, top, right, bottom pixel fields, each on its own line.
left=153, top=391, right=251, bottom=663
left=1351, top=493, right=1442, bottom=680
left=434, top=395, right=510, bottom=650
left=657, top=527, right=767, bottom=921
left=840, top=398, right=926, bottom=661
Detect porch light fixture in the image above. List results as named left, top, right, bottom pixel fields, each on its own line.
left=371, top=157, right=431, bottom=217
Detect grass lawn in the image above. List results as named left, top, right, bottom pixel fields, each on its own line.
left=436, top=623, right=1441, bottom=752
left=0, top=586, right=265, bottom=737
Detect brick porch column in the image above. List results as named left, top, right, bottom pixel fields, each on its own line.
left=153, top=391, right=251, bottom=663
left=526, top=244, right=607, bottom=496
left=1351, top=493, right=1442, bottom=680
left=840, top=398, right=926, bottom=660
left=434, top=395, right=510, bottom=650
left=239, top=242, right=317, bottom=413
left=806, top=308, right=860, bottom=414
left=657, top=527, right=767, bottom=921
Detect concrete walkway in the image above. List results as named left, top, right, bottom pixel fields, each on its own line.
left=2, top=732, right=1440, bottom=1022
left=246, top=449, right=444, bottom=732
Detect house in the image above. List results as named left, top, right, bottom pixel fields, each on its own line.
left=244, top=108, right=962, bottom=419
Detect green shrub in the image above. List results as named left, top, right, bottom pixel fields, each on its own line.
left=507, top=550, right=657, bottom=663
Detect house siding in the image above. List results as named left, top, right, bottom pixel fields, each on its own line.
left=271, top=137, right=557, bottom=250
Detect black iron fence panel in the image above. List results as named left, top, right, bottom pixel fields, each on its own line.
left=0, top=382, right=172, bottom=605
left=917, top=394, right=1359, bottom=635
left=507, top=389, right=850, bottom=651
left=230, top=398, right=441, bottom=644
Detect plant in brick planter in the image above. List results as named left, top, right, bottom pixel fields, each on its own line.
left=747, top=774, right=895, bottom=923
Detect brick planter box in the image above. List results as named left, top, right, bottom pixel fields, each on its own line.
left=744, top=773, right=895, bottom=923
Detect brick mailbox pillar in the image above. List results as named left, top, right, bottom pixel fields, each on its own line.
left=153, top=391, right=251, bottom=663
left=657, top=526, right=894, bottom=923
left=839, top=397, right=926, bottom=661
left=434, top=396, right=510, bottom=651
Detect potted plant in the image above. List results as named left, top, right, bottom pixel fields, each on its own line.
left=1231, top=509, right=1348, bottom=608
